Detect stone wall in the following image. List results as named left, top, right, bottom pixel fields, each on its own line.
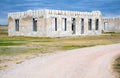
left=102, top=17, right=120, bottom=32
left=8, top=9, right=102, bottom=37
left=8, top=10, right=46, bottom=37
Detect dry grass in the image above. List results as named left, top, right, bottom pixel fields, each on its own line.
left=0, top=26, right=120, bottom=70
left=112, top=56, right=120, bottom=78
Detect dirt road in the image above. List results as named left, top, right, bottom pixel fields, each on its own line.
left=0, top=44, right=120, bottom=78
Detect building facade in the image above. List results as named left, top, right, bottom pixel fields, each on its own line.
left=102, top=18, right=120, bottom=32
left=8, top=9, right=103, bottom=37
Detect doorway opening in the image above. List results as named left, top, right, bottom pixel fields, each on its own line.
left=104, top=22, right=108, bottom=30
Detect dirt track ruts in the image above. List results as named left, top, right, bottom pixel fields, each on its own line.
left=0, top=44, right=120, bottom=78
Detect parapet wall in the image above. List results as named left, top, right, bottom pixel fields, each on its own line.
left=8, top=9, right=102, bottom=18
left=8, top=10, right=45, bottom=19
left=102, top=17, right=120, bottom=32
left=45, top=9, right=101, bottom=16
left=103, top=17, right=120, bottom=22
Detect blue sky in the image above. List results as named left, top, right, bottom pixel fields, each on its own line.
left=0, top=0, right=120, bottom=25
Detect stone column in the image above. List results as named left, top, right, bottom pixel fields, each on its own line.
left=92, top=18, right=95, bottom=35
left=99, top=16, right=102, bottom=34
left=76, top=17, right=80, bottom=35
left=84, top=18, right=88, bottom=35
left=57, top=16, right=61, bottom=31
left=92, top=18, right=95, bottom=30
left=67, top=17, right=72, bottom=35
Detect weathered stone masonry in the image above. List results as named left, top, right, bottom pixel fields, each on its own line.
left=8, top=9, right=119, bottom=37
left=102, top=18, right=120, bottom=32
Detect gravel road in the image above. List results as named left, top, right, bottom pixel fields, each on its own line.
left=0, top=44, right=120, bottom=78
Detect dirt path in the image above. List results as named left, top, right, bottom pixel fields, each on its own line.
left=0, top=44, right=120, bottom=78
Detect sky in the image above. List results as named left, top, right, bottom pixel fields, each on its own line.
left=0, top=0, right=120, bottom=25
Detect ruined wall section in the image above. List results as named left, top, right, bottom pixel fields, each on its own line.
left=8, top=10, right=46, bottom=36
left=44, top=9, right=102, bottom=37
left=102, top=17, right=120, bottom=32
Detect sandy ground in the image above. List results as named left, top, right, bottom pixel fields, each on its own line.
left=0, top=44, right=120, bottom=78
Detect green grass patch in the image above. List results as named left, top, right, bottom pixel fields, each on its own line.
left=102, top=30, right=114, bottom=33
left=0, top=39, right=25, bottom=46
left=61, top=45, right=95, bottom=50
left=0, top=42, right=24, bottom=46
left=31, top=39, right=52, bottom=42
left=16, top=61, right=23, bottom=64
left=0, top=26, right=8, bottom=35
left=0, top=47, right=30, bottom=56
left=0, top=65, right=8, bottom=70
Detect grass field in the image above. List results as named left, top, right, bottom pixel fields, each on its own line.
left=0, top=26, right=120, bottom=73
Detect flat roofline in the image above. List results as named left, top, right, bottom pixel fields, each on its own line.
left=8, top=9, right=101, bottom=14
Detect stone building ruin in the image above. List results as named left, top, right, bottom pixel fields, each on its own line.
left=102, top=17, right=120, bottom=32
left=8, top=9, right=120, bottom=37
